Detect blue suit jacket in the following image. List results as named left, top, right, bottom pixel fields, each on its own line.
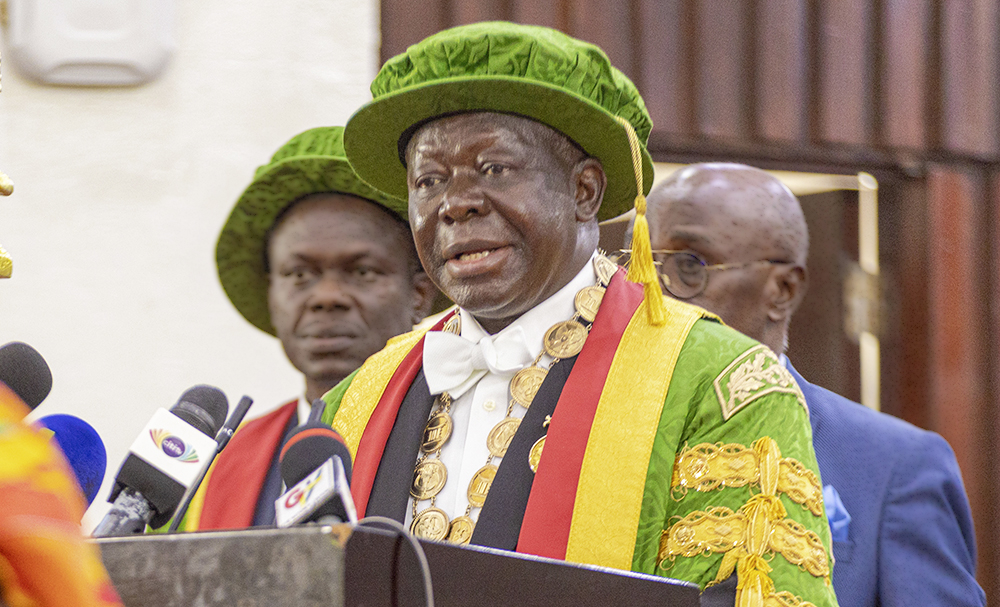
left=789, top=364, right=984, bottom=606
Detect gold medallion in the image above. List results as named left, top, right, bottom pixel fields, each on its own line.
left=487, top=417, right=521, bottom=458
left=420, top=411, right=453, bottom=453
left=594, top=254, right=619, bottom=286
left=411, top=507, right=450, bottom=541
left=467, top=464, right=498, bottom=508
left=528, top=436, right=546, bottom=473
left=443, top=314, right=461, bottom=335
left=543, top=320, right=588, bottom=359
left=574, top=285, right=606, bottom=322
left=411, top=458, right=447, bottom=500
left=510, top=366, right=547, bottom=406
left=447, top=515, right=475, bottom=545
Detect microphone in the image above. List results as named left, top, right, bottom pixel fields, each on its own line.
left=0, top=341, right=53, bottom=412
left=35, top=414, right=107, bottom=506
left=275, top=422, right=356, bottom=527
left=93, top=385, right=228, bottom=536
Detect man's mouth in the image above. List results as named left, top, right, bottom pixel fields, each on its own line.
left=457, top=249, right=495, bottom=262
left=443, top=242, right=512, bottom=278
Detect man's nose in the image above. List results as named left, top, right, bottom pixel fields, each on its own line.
left=308, top=273, right=353, bottom=311
left=439, top=169, right=489, bottom=224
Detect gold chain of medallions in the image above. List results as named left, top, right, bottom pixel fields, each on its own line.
left=409, top=253, right=620, bottom=544
left=659, top=437, right=830, bottom=607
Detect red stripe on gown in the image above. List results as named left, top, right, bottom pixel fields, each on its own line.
left=516, top=272, right=644, bottom=559
left=199, top=400, right=298, bottom=529
left=351, top=312, right=454, bottom=517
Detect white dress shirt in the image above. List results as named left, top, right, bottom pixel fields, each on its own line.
left=408, top=253, right=599, bottom=528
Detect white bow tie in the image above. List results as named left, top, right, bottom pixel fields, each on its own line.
left=423, top=326, right=534, bottom=399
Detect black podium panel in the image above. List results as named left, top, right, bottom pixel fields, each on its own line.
left=346, top=526, right=700, bottom=607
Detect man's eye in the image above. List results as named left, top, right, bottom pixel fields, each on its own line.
left=482, top=163, right=507, bottom=176
left=416, top=175, right=442, bottom=189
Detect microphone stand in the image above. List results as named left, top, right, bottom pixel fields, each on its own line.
left=166, top=395, right=253, bottom=532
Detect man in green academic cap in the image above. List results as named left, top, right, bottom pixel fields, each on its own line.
left=181, top=126, right=435, bottom=530
left=322, top=22, right=838, bottom=607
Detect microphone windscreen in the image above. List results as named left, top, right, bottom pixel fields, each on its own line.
left=0, top=342, right=52, bottom=411
left=171, top=385, right=228, bottom=437
left=279, top=422, right=352, bottom=487
left=36, top=414, right=107, bottom=506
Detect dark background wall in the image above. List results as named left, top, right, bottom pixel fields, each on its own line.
left=379, top=0, right=1000, bottom=599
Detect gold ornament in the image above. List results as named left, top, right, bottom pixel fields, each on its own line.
left=543, top=320, right=588, bottom=358
left=510, top=366, right=547, bottom=406
left=443, top=314, right=461, bottom=335
left=487, top=417, right=520, bottom=457
left=411, top=459, right=447, bottom=500
left=421, top=411, right=453, bottom=453
left=467, top=464, right=498, bottom=508
left=574, top=285, right=606, bottom=322
left=411, top=507, right=450, bottom=541
left=528, top=436, right=546, bottom=473
left=447, top=515, right=475, bottom=545
left=594, top=254, right=619, bottom=286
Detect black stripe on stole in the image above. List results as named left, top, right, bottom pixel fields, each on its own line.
left=366, top=371, right=436, bottom=522
left=471, top=355, right=578, bottom=549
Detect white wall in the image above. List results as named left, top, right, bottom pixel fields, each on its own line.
left=0, top=0, right=381, bottom=530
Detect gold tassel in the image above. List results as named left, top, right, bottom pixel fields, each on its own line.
left=613, top=116, right=666, bottom=326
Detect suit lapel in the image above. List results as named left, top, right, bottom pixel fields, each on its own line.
left=470, top=355, right=578, bottom=549
left=365, top=371, right=436, bottom=522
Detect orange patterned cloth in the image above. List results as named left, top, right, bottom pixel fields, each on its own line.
left=0, top=383, right=122, bottom=607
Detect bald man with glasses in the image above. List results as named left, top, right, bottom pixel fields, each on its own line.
left=643, top=162, right=984, bottom=607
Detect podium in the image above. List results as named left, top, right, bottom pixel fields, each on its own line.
left=93, top=525, right=699, bottom=607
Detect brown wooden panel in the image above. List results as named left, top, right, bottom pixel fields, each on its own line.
left=452, top=0, right=512, bottom=25
left=816, top=1, right=874, bottom=145
left=565, top=0, right=636, bottom=81
left=380, top=0, right=449, bottom=62
left=881, top=0, right=930, bottom=149
left=511, top=0, right=566, bottom=29
left=636, top=0, right=694, bottom=136
left=926, top=166, right=991, bottom=589
left=754, top=0, right=808, bottom=143
left=940, top=0, right=1000, bottom=157
left=693, top=0, right=751, bottom=140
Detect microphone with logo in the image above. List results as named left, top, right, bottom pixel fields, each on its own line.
left=93, top=386, right=228, bottom=537
left=35, top=414, right=107, bottom=506
left=0, top=341, right=53, bottom=414
left=275, top=408, right=356, bottom=528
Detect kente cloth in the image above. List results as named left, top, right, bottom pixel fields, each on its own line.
left=0, top=383, right=123, bottom=607
left=322, top=271, right=839, bottom=607
left=180, top=399, right=298, bottom=531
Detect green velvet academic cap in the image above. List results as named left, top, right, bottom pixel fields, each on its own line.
left=215, top=126, right=404, bottom=335
left=343, top=21, right=654, bottom=221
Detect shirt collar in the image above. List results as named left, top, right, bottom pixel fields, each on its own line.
left=457, top=251, right=599, bottom=360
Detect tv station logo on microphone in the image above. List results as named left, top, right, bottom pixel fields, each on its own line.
left=149, top=429, right=199, bottom=463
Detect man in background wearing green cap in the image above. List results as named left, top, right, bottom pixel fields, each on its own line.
left=181, top=126, right=435, bottom=530
left=321, top=22, right=838, bottom=607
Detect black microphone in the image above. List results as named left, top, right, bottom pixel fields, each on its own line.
left=0, top=341, right=52, bottom=412
left=275, top=422, right=356, bottom=527
left=93, top=385, right=228, bottom=536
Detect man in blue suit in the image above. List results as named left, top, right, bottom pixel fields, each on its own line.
left=644, top=163, right=985, bottom=607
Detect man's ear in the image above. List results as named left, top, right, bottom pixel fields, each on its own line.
left=766, top=264, right=808, bottom=323
left=410, top=272, right=438, bottom=325
left=574, top=158, right=606, bottom=222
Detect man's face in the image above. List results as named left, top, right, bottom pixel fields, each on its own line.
left=267, top=193, right=426, bottom=388
left=405, top=113, right=587, bottom=329
left=647, top=181, right=781, bottom=340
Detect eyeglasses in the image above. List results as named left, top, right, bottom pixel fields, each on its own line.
left=645, top=249, right=790, bottom=299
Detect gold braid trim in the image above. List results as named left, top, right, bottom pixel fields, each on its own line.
left=660, top=438, right=831, bottom=607
left=671, top=442, right=824, bottom=516
left=765, top=592, right=817, bottom=607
